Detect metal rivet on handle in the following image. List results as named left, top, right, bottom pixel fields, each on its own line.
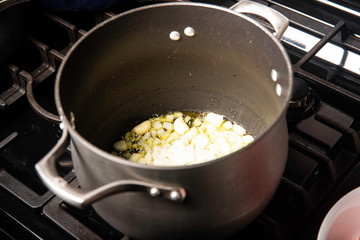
left=276, top=83, right=282, bottom=96
left=149, top=187, right=160, bottom=197
left=184, top=27, right=196, bottom=37
left=271, top=69, right=278, bottom=81
left=169, top=31, right=181, bottom=41
left=170, top=190, right=181, bottom=201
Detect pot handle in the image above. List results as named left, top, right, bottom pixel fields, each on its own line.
left=230, top=0, right=289, bottom=40
left=35, top=127, right=186, bottom=208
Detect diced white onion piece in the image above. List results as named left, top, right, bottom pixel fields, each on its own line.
left=153, top=138, right=161, bottom=146
left=203, top=123, right=217, bottom=134
left=166, top=132, right=180, bottom=143
left=174, top=112, right=183, bottom=118
left=221, top=131, right=242, bottom=143
left=137, top=137, right=145, bottom=146
left=193, top=118, right=202, bottom=127
left=152, top=121, right=162, bottom=130
left=124, top=132, right=132, bottom=141
left=219, top=142, right=231, bottom=156
left=168, top=141, right=194, bottom=165
left=142, top=132, right=151, bottom=140
left=137, top=158, right=147, bottom=164
left=193, top=133, right=209, bottom=150
left=145, top=152, right=152, bottom=162
left=123, top=151, right=131, bottom=159
left=163, top=122, right=174, bottom=131
left=157, top=128, right=166, bottom=137
left=223, top=121, right=233, bottom=130
left=233, top=124, right=246, bottom=135
left=133, top=120, right=151, bottom=135
left=165, top=114, right=175, bottom=122
left=174, top=117, right=189, bottom=135
left=182, top=127, right=198, bottom=145
left=113, top=140, right=128, bottom=152
left=152, top=129, right=159, bottom=138
left=144, top=146, right=151, bottom=153
left=243, top=135, right=255, bottom=145
left=205, top=112, right=223, bottom=127
left=129, top=153, right=142, bottom=162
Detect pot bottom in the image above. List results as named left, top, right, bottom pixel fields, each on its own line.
left=93, top=204, right=262, bottom=240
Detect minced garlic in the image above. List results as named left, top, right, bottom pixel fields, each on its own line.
left=112, top=111, right=254, bottom=166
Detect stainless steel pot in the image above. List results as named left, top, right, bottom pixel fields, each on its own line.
left=35, top=1, right=293, bottom=239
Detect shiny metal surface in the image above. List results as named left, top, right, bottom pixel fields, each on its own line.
left=282, top=26, right=360, bottom=75
left=37, top=2, right=292, bottom=239
left=35, top=127, right=186, bottom=208
left=267, top=1, right=360, bottom=76
left=231, top=0, right=289, bottom=39
left=316, top=0, right=360, bottom=18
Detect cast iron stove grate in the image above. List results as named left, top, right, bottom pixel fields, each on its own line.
left=1, top=1, right=360, bottom=240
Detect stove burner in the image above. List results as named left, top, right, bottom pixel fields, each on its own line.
left=290, top=77, right=311, bottom=108
left=287, top=77, right=319, bottom=123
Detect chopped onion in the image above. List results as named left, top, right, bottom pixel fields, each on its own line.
left=112, top=111, right=254, bottom=166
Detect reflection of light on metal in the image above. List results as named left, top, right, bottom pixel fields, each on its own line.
left=265, top=0, right=360, bottom=76
left=281, top=26, right=360, bottom=75
left=317, top=42, right=345, bottom=66
left=267, top=0, right=333, bottom=27
left=343, top=52, right=360, bottom=73
left=316, top=0, right=360, bottom=18
left=282, top=27, right=318, bottom=51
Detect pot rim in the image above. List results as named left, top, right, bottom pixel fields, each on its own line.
left=55, top=2, right=293, bottom=171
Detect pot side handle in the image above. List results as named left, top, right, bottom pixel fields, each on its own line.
left=230, top=0, right=289, bottom=40
left=35, top=127, right=186, bottom=209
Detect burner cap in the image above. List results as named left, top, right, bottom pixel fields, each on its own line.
left=287, top=77, right=318, bottom=123
left=290, top=77, right=310, bottom=108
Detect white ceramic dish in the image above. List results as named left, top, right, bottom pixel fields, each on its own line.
left=318, top=186, right=360, bottom=240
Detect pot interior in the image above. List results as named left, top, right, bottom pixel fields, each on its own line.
left=57, top=3, right=292, bottom=151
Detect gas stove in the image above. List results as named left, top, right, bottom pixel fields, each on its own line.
left=1, top=0, right=360, bottom=239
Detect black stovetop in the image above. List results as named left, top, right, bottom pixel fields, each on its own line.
left=1, top=0, right=360, bottom=239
